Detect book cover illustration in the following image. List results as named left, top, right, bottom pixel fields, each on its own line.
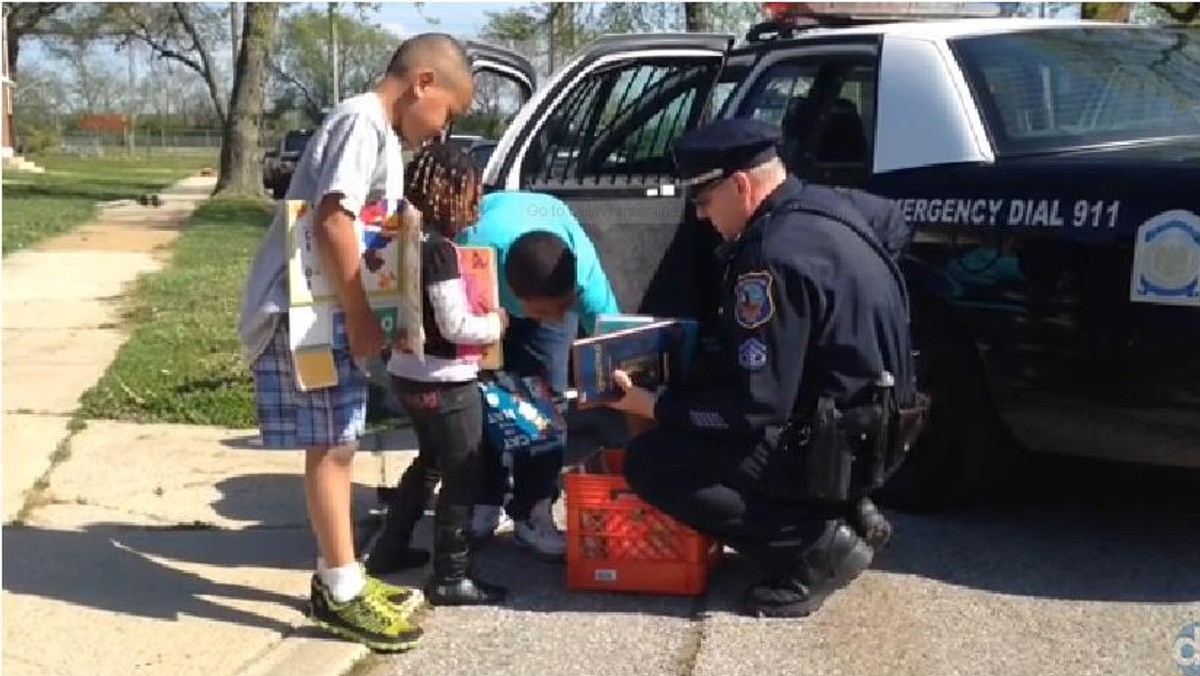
left=480, top=372, right=566, bottom=457
left=595, top=314, right=699, bottom=368
left=456, top=245, right=504, bottom=371
left=285, top=198, right=423, bottom=391
left=570, top=319, right=692, bottom=408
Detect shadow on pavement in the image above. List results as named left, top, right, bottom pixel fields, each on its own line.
left=1, top=473, right=389, bottom=632
left=468, top=536, right=703, bottom=618
left=872, top=454, right=1200, bottom=603
left=2, top=523, right=303, bottom=633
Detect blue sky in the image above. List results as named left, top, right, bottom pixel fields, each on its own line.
left=372, top=2, right=503, bottom=38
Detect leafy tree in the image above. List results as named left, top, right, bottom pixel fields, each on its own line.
left=4, top=3, right=70, bottom=76
left=270, top=6, right=399, bottom=123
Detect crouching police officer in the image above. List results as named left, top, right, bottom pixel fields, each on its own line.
left=606, top=118, right=927, bottom=618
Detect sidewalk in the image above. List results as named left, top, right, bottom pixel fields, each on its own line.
left=2, top=177, right=415, bottom=676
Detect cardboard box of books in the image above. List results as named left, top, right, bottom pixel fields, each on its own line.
left=285, top=198, right=423, bottom=390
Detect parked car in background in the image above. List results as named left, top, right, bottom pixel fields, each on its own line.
left=263, top=129, right=314, bottom=198
left=467, top=140, right=499, bottom=170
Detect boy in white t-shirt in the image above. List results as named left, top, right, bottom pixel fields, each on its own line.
left=237, top=33, right=474, bottom=653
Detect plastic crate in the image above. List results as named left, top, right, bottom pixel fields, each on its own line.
left=565, top=449, right=721, bottom=595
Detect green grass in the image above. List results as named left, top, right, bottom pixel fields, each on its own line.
left=1, top=152, right=216, bottom=255
left=78, top=197, right=272, bottom=427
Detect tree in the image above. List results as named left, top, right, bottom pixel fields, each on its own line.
left=1151, top=2, right=1200, bottom=23
left=81, top=3, right=232, bottom=125
left=216, top=2, right=278, bottom=196
left=685, top=3, right=709, bottom=32
left=270, top=7, right=399, bottom=123
left=4, top=3, right=69, bottom=76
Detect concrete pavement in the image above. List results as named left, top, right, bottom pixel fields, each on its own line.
left=3, top=176, right=215, bottom=519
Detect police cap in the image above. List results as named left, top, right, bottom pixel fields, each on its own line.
left=672, top=118, right=782, bottom=188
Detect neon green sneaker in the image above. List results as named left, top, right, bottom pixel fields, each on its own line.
left=309, top=576, right=422, bottom=653
left=364, top=576, right=426, bottom=616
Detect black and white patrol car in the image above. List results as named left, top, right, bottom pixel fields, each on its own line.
left=465, top=15, right=1200, bottom=507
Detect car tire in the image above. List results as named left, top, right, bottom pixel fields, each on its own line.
left=875, top=294, right=1011, bottom=512
left=271, top=180, right=286, bottom=200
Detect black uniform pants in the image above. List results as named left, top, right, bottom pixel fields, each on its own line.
left=624, top=426, right=840, bottom=571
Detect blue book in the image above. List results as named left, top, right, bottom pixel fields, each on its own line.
left=479, top=373, right=566, bottom=457
left=571, top=318, right=694, bottom=408
left=595, top=314, right=699, bottom=371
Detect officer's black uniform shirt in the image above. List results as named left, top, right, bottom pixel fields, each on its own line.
left=653, top=176, right=915, bottom=438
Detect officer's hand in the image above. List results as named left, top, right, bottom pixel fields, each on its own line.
left=606, top=369, right=657, bottom=419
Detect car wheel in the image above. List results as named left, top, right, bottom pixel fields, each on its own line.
left=875, top=295, right=1011, bottom=512
left=271, top=181, right=286, bottom=200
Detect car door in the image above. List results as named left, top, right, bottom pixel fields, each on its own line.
left=720, top=35, right=883, bottom=188
left=465, top=40, right=537, bottom=102
left=487, top=34, right=734, bottom=319
left=449, top=42, right=537, bottom=143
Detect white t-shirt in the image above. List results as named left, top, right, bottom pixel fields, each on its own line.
left=237, top=93, right=405, bottom=364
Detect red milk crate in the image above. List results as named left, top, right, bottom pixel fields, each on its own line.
left=565, top=449, right=721, bottom=595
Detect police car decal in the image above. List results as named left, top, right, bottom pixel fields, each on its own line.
left=1129, top=209, right=1200, bottom=307
left=738, top=338, right=768, bottom=371
left=734, top=271, right=775, bottom=329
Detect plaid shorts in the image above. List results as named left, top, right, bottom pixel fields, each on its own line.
left=252, top=317, right=367, bottom=450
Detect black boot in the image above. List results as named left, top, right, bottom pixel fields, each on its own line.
left=744, top=520, right=873, bottom=618
left=851, top=496, right=893, bottom=551
left=364, top=460, right=437, bottom=575
left=424, top=505, right=507, bottom=606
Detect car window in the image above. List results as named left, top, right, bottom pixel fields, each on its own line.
left=283, top=132, right=312, bottom=153
left=736, top=58, right=875, bottom=186
left=739, top=63, right=818, bottom=126
left=952, top=27, right=1200, bottom=155
left=521, top=58, right=723, bottom=186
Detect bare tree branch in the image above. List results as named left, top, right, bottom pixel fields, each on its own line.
left=268, top=58, right=324, bottom=120
left=172, top=3, right=226, bottom=124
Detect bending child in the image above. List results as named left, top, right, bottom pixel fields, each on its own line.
left=370, top=144, right=509, bottom=606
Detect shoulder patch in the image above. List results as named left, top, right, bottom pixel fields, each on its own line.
left=734, top=271, right=775, bottom=329
left=738, top=337, right=768, bottom=371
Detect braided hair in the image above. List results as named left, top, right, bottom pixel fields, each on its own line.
left=404, top=142, right=481, bottom=238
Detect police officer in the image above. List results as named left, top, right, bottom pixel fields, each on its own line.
left=606, top=118, right=919, bottom=618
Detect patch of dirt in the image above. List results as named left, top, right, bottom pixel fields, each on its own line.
left=39, top=215, right=191, bottom=253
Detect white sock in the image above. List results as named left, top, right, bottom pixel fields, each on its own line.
left=319, top=562, right=366, bottom=603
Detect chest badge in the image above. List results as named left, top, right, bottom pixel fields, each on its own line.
left=734, top=271, right=775, bottom=329
left=738, top=337, right=768, bottom=371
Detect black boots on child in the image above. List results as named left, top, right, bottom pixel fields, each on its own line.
left=366, top=481, right=507, bottom=607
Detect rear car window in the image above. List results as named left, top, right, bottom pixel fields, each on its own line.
left=951, top=27, right=1200, bottom=155
left=283, top=131, right=312, bottom=153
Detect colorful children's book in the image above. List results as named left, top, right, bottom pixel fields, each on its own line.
left=479, top=372, right=566, bottom=457
left=456, top=245, right=504, bottom=371
left=285, top=198, right=423, bottom=391
left=570, top=319, right=693, bottom=408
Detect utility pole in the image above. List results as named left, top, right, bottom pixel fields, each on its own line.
left=329, top=3, right=340, bottom=107
left=127, top=42, right=136, bottom=155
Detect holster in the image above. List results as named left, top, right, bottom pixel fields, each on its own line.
left=762, top=390, right=931, bottom=505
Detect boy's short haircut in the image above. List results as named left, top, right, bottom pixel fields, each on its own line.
left=505, top=231, right=576, bottom=300
left=386, top=33, right=471, bottom=86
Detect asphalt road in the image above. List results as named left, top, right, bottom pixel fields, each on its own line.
left=358, top=453, right=1200, bottom=676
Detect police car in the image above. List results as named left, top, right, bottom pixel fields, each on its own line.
left=467, top=9, right=1200, bottom=507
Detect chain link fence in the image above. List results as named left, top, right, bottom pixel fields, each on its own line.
left=59, top=129, right=223, bottom=156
